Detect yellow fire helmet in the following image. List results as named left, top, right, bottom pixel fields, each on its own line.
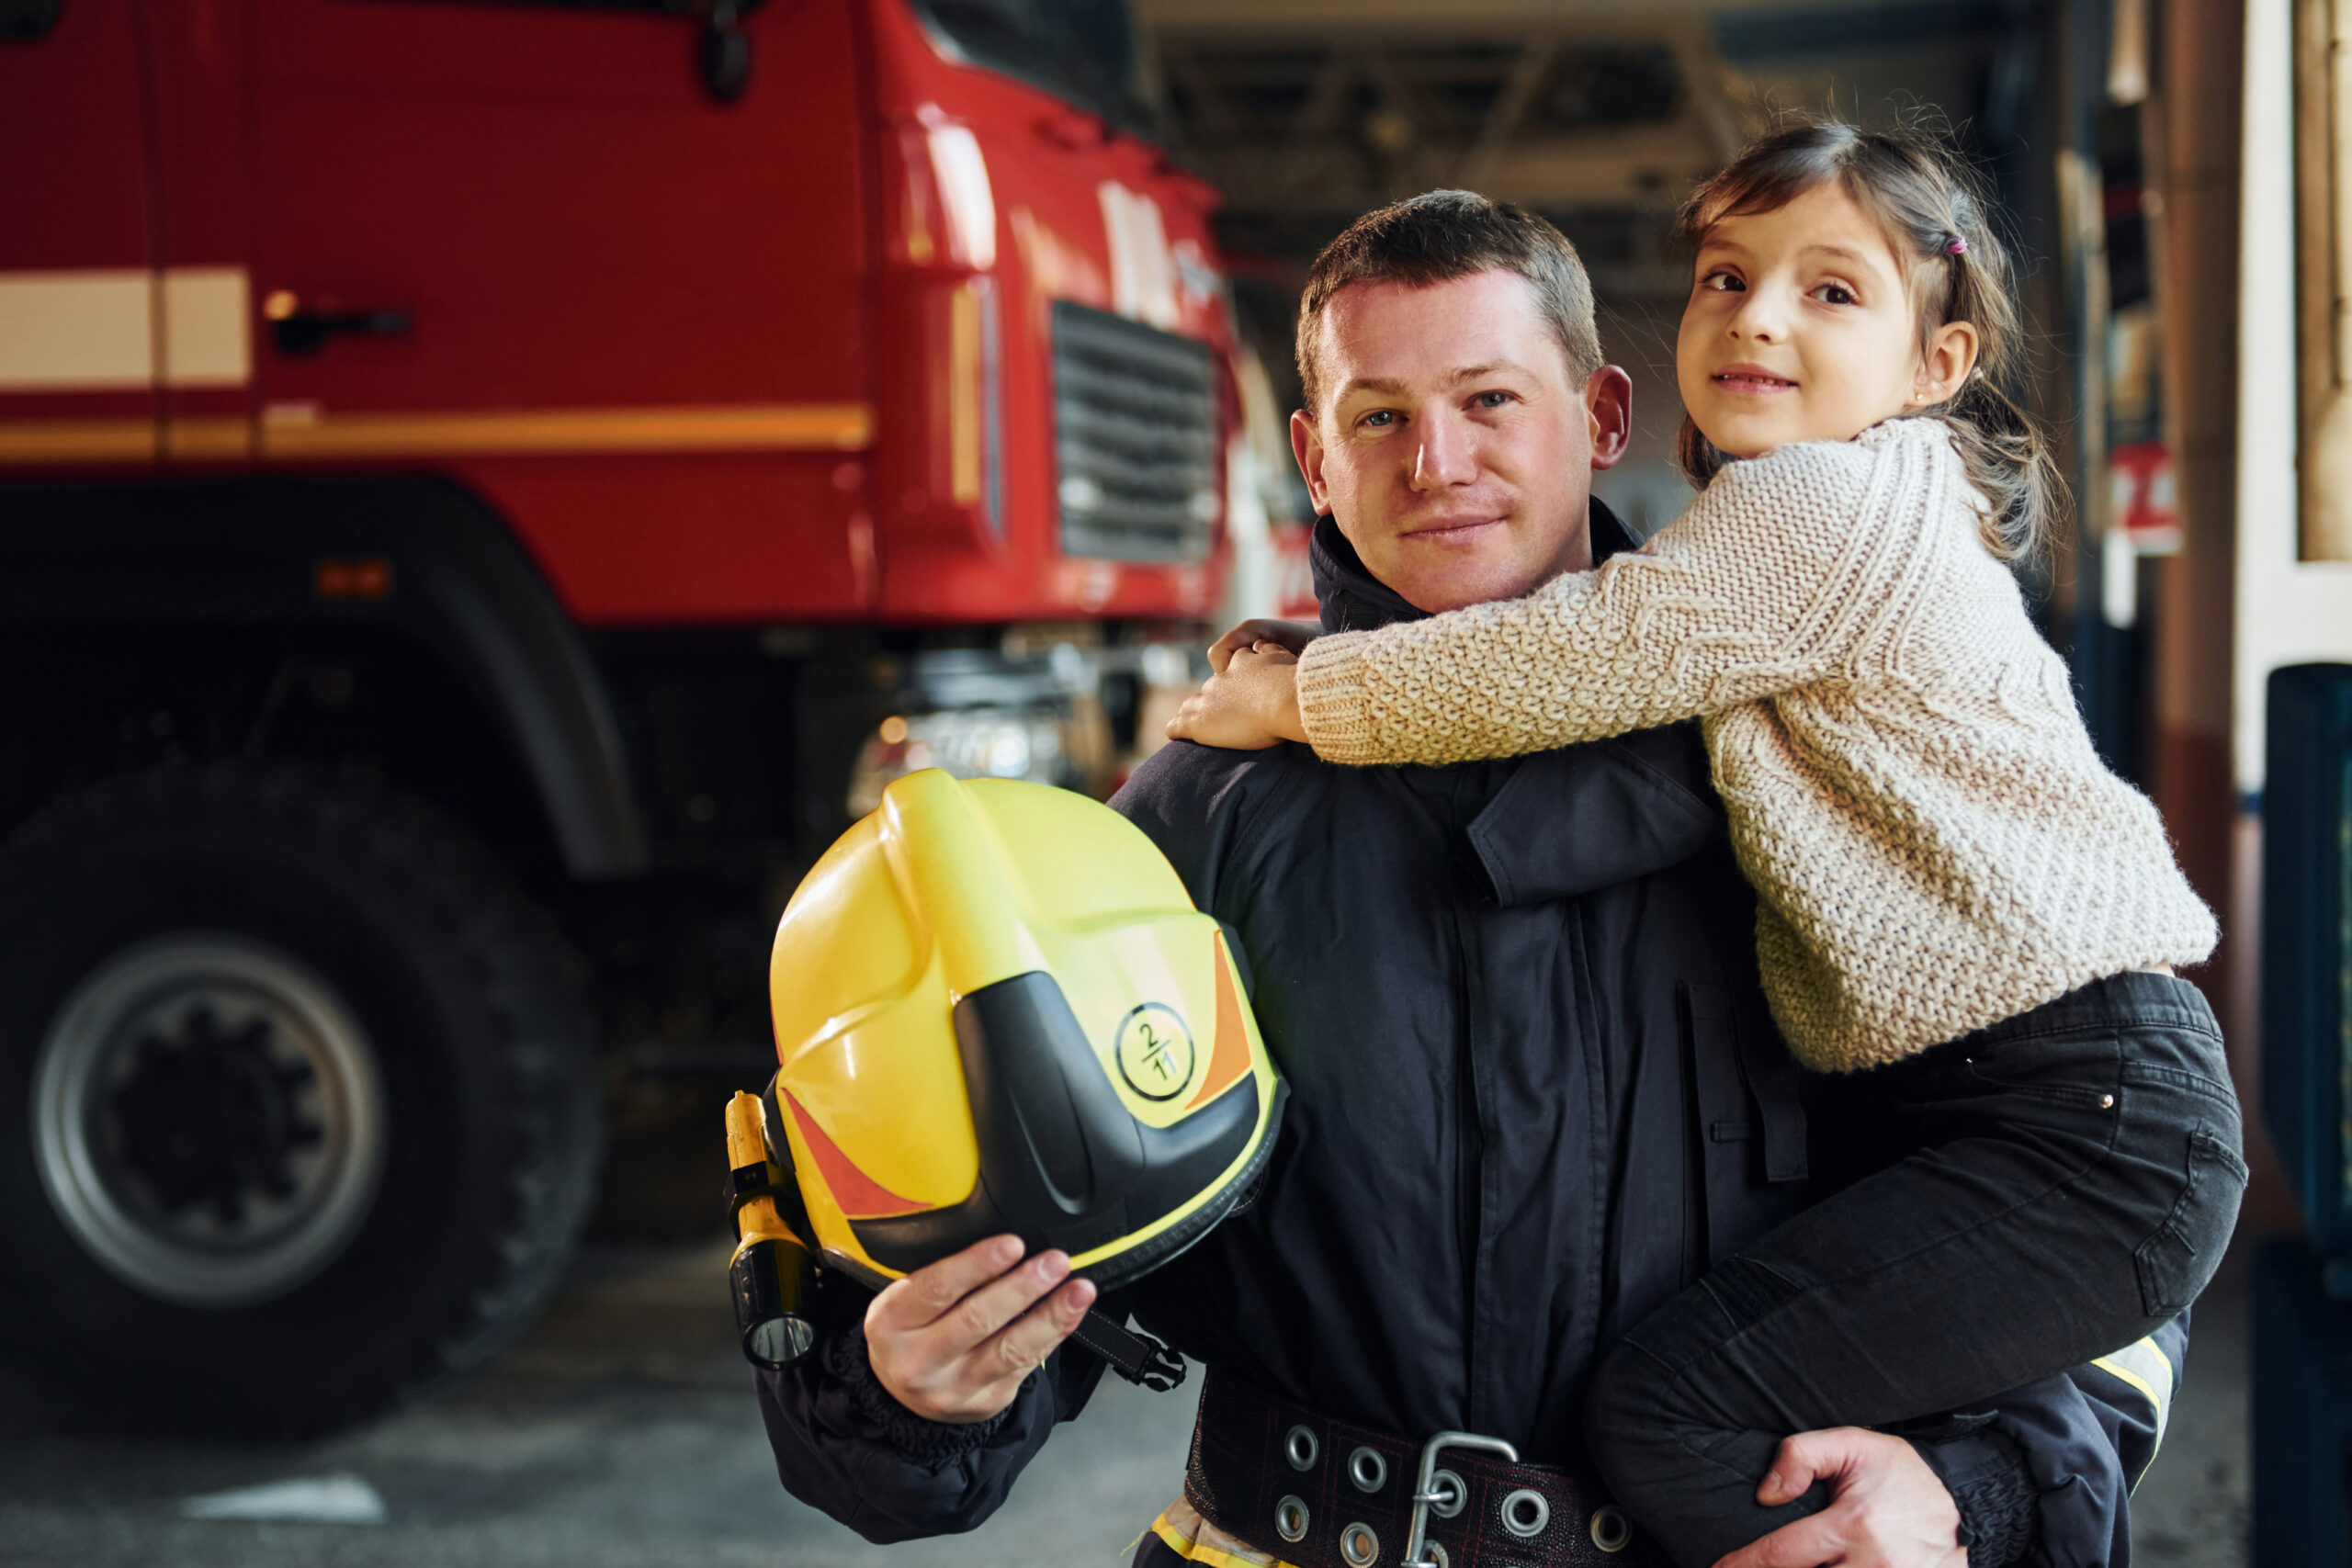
left=762, top=767, right=1286, bottom=1292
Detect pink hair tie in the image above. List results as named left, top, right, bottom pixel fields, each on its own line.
left=1944, top=232, right=1969, bottom=255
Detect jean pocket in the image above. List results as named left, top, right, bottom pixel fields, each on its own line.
left=2120, top=1059, right=2241, bottom=1114
left=2133, top=1126, right=2249, bottom=1316
left=1949, top=1036, right=2125, bottom=1113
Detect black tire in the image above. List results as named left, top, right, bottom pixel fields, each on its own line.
left=0, top=767, right=602, bottom=1439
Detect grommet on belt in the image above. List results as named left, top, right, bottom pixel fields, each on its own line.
left=1589, top=1504, right=1633, bottom=1553
left=1420, top=1545, right=1448, bottom=1568
left=1499, top=1487, right=1550, bottom=1539
left=1349, top=1445, right=1389, bottom=1494
left=1425, top=1468, right=1465, bottom=1518
left=1275, top=1495, right=1310, bottom=1543
left=1285, top=1424, right=1320, bottom=1472
left=1340, top=1520, right=1381, bottom=1566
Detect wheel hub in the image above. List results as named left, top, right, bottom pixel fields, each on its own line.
left=110, top=1008, right=325, bottom=1226
left=30, top=935, right=387, bottom=1307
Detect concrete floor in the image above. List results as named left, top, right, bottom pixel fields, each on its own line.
left=2130, top=1237, right=2254, bottom=1568
left=0, top=1238, right=2253, bottom=1567
left=0, top=1239, right=1195, bottom=1568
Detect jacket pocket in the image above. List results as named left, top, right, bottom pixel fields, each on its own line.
left=2133, top=1126, right=2249, bottom=1317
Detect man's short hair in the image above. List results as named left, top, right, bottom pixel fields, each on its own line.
left=1295, top=190, right=1604, bottom=415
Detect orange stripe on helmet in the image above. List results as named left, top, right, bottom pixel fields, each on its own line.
left=783, top=1089, right=932, bottom=1219
left=1184, top=936, right=1254, bottom=1110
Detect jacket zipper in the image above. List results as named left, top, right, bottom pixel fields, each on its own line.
left=1678, top=983, right=1707, bottom=1285
left=1449, top=773, right=1489, bottom=1431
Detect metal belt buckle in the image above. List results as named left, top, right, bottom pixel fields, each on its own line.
left=1399, top=1429, right=1519, bottom=1568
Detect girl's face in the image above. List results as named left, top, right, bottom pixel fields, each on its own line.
left=1676, top=180, right=1976, bottom=459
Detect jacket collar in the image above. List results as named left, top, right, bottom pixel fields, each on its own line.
left=1306, top=497, right=1723, bottom=906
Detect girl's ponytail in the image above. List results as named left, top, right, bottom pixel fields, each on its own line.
left=1943, top=374, right=2064, bottom=561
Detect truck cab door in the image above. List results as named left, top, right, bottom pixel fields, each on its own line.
left=241, top=0, right=872, bottom=623
left=0, top=0, right=158, bottom=467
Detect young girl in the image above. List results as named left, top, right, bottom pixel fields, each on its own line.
left=1173, top=120, right=2244, bottom=1566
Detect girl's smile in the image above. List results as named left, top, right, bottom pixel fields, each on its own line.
left=1711, top=362, right=1801, bottom=395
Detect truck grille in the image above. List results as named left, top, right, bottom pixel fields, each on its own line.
left=1050, top=300, right=1219, bottom=562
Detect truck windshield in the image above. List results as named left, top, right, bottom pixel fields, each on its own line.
left=907, top=0, right=1143, bottom=130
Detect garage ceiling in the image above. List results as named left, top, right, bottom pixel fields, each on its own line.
left=1134, top=0, right=2034, bottom=299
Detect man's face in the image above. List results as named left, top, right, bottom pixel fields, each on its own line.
left=1292, top=269, right=1632, bottom=615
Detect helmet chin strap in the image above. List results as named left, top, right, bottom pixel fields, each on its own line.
left=818, top=1247, right=1185, bottom=1391
left=1070, top=1310, right=1188, bottom=1391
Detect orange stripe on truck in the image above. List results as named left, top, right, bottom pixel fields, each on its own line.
left=0, top=418, right=158, bottom=463
left=257, top=401, right=874, bottom=458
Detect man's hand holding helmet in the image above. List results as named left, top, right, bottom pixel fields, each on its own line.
left=865, top=1235, right=1098, bottom=1422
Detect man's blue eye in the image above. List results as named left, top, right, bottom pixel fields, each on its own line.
left=1476, top=391, right=1512, bottom=409
left=1362, top=411, right=1395, bottom=428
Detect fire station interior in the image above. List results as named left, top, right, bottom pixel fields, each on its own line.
left=1, top=0, right=2346, bottom=1563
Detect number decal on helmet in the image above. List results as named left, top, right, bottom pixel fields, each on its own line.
left=1114, top=1003, right=1195, bottom=1100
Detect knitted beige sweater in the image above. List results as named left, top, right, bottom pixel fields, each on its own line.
left=1295, top=419, right=2216, bottom=1072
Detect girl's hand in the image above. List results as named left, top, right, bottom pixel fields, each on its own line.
left=1207, top=618, right=1321, bottom=674
left=1165, top=642, right=1308, bottom=750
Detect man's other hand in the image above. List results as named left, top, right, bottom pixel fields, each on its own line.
left=1710, top=1427, right=1968, bottom=1568
left=1165, top=643, right=1309, bottom=750
left=1207, top=617, right=1320, bottom=673
left=864, top=1235, right=1096, bottom=1424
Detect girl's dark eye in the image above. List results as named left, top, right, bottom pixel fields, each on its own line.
left=1702, top=268, right=1743, bottom=292
left=1815, top=282, right=1857, bottom=306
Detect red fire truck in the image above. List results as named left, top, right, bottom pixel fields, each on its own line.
left=0, top=0, right=1242, bottom=1437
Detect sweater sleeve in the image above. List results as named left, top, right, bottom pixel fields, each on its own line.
left=1295, top=423, right=1950, bottom=767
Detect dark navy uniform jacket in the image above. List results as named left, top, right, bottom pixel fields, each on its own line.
left=760, top=503, right=2185, bottom=1567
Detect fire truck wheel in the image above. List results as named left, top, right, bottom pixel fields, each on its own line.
left=0, top=767, right=602, bottom=1439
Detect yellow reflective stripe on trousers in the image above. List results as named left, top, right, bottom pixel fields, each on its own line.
left=1148, top=1500, right=1296, bottom=1568
left=2089, top=1334, right=2177, bottom=1483
left=1149, top=1521, right=1267, bottom=1568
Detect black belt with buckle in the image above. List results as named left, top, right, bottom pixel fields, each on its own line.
left=1183, top=1369, right=1648, bottom=1568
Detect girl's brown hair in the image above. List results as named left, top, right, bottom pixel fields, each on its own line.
left=1673, top=118, right=2068, bottom=562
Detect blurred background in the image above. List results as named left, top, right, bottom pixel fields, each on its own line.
left=1, top=0, right=2347, bottom=1562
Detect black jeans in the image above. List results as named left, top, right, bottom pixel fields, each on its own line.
left=1583, top=972, right=2246, bottom=1568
